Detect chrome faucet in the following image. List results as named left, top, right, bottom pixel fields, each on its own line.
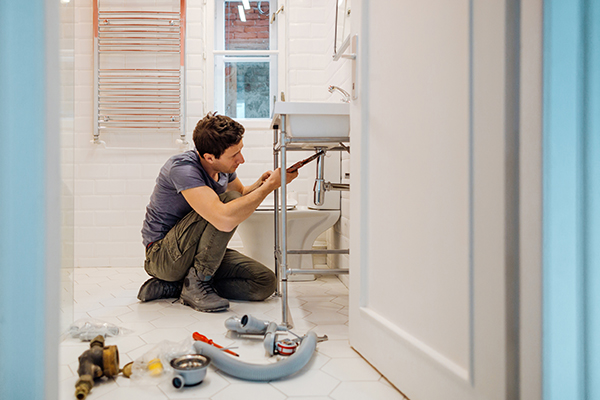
left=328, top=85, right=351, bottom=103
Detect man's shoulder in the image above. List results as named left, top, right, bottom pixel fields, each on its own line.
left=163, top=151, right=210, bottom=191
left=169, top=150, right=199, bottom=166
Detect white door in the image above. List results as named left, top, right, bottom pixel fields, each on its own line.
left=349, top=1, right=521, bottom=399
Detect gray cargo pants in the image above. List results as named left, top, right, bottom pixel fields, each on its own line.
left=143, top=191, right=276, bottom=301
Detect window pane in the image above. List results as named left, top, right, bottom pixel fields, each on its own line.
left=225, top=1, right=270, bottom=50
left=224, top=60, right=270, bottom=119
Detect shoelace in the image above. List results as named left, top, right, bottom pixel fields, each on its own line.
left=199, top=280, right=217, bottom=295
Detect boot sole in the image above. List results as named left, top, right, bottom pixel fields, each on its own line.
left=179, top=297, right=229, bottom=313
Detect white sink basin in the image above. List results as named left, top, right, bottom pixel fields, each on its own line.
left=271, top=101, right=349, bottom=138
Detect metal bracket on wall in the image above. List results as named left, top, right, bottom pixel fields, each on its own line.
left=332, top=34, right=358, bottom=100
left=270, top=5, right=284, bottom=24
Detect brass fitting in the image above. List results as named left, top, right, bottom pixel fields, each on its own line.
left=74, top=335, right=120, bottom=400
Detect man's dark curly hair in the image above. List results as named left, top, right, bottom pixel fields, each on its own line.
left=193, top=112, right=244, bottom=159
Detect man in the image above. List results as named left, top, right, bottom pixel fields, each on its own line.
left=137, top=112, right=298, bottom=312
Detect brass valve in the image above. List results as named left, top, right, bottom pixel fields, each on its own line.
left=74, top=335, right=120, bottom=400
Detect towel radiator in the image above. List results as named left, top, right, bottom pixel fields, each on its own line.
left=93, top=1, right=187, bottom=145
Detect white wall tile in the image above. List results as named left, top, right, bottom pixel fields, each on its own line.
left=76, top=195, right=111, bottom=210
left=94, top=211, right=129, bottom=226
left=110, top=195, right=147, bottom=210
left=75, top=210, right=94, bottom=226
left=95, top=180, right=126, bottom=195
left=110, top=164, right=142, bottom=179
left=77, top=226, right=112, bottom=243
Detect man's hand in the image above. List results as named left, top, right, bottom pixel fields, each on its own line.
left=263, top=168, right=298, bottom=191
left=236, top=170, right=273, bottom=196
left=258, top=170, right=273, bottom=185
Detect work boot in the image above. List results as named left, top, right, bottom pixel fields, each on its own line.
left=137, top=278, right=183, bottom=302
left=179, top=268, right=229, bottom=312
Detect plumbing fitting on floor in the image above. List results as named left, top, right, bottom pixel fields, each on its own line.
left=224, top=314, right=286, bottom=336
left=192, top=315, right=327, bottom=381
left=193, top=331, right=325, bottom=381
left=170, top=354, right=211, bottom=389
left=225, top=314, right=299, bottom=356
left=74, top=335, right=129, bottom=400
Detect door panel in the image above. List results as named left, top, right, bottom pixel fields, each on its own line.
left=365, top=0, right=471, bottom=375
left=349, top=1, right=520, bottom=399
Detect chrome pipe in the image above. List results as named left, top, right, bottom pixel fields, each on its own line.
left=286, top=249, right=349, bottom=255
left=280, top=115, right=289, bottom=326
left=288, top=269, right=349, bottom=275
left=98, top=68, right=180, bottom=71
left=273, top=125, right=281, bottom=296
left=313, top=152, right=326, bottom=206
left=327, top=85, right=351, bottom=103
left=324, top=182, right=350, bottom=191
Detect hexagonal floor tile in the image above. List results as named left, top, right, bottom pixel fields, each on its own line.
left=157, top=368, right=230, bottom=399
left=269, top=369, right=340, bottom=397
left=330, top=381, right=406, bottom=400
left=211, top=383, right=286, bottom=400
left=320, top=357, right=381, bottom=381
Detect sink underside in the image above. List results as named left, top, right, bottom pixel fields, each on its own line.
left=271, top=101, right=350, bottom=139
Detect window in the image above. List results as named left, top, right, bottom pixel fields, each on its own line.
left=214, top=0, right=278, bottom=119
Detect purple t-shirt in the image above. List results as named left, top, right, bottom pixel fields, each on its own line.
left=141, top=150, right=237, bottom=246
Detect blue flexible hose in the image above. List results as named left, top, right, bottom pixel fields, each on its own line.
left=193, top=331, right=317, bottom=381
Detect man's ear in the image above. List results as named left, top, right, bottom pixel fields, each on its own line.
left=202, top=153, right=216, bottom=164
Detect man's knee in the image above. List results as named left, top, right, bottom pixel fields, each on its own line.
left=252, top=269, right=277, bottom=301
left=265, top=272, right=277, bottom=298
left=219, top=191, right=242, bottom=203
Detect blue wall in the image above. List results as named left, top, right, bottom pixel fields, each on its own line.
left=0, top=1, right=54, bottom=399
left=543, top=0, right=600, bottom=398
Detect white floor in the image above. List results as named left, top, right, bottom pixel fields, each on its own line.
left=59, top=267, right=407, bottom=400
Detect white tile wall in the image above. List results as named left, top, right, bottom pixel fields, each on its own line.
left=73, top=0, right=351, bottom=276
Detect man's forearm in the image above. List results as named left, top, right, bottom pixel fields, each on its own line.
left=219, top=182, right=275, bottom=230
left=184, top=168, right=295, bottom=232
left=241, top=178, right=263, bottom=196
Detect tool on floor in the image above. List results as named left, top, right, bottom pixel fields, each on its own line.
left=74, top=335, right=121, bottom=400
left=286, top=150, right=325, bottom=173
left=192, top=332, right=239, bottom=357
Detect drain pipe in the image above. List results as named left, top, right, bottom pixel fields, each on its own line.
left=193, top=332, right=318, bottom=381
left=313, top=151, right=326, bottom=206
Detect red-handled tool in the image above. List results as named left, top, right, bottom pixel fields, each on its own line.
left=192, top=332, right=239, bottom=357
left=286, top=150, right=325, bottom=173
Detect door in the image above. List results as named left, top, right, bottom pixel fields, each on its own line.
left=349, top=1, right=522, bottom=399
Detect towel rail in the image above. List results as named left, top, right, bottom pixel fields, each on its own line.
left=93, top=0, right=187, bottom=146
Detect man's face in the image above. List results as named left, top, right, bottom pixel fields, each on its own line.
left=213, top=140, right=245, bottom=173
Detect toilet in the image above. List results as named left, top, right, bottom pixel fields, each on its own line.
left=238, top=152, right=342, bottom=280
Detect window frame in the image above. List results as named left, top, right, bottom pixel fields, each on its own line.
left=207, top=0, right=285, bottom=124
